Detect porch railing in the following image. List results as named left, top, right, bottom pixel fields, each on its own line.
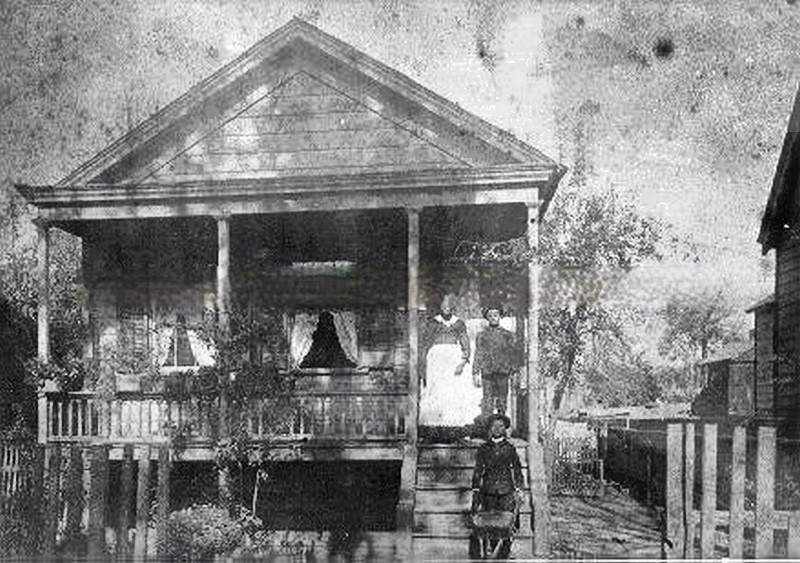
left=44, top=389, right=407, bottom=443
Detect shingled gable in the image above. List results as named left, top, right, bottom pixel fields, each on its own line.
left=17, top=18, right=564, bottom=223
left=758, top=85, right=800, bottom=252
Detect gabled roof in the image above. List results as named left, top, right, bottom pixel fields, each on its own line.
left=758, top=84, right=800, bottom=252
left=55, top=18, right=562, bottom=192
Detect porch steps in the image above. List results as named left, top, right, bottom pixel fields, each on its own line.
left=412, top=440, right=534, bottom=560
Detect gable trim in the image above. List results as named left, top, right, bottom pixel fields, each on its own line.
left=56, top=18, right=559, bottom=187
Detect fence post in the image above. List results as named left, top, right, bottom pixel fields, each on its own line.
left=683, top=423, right=695, bottom=558
left=755, top=426, right=776, bottom=559
left=788, top=511, right=800, bottom=558
left=87, top=444, right=109, bottom=559
left=118, top=444, right=135, bottom=556
left=729, top=426, right=746, bottom=560
left=64, top=445, right=84, bottom=544
left=156, top=445, right=171, bottom=557
left=27, top=446, right=45, bottom=556
left=42, top=444, right=61, bottom=558
left=666, top=423, right=684, bottom=559
left=700, top=423, right=717, bottom=559
left=134, top=446, right=151, bottom=558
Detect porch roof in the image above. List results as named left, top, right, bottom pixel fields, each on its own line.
left=17, top=164, right=563, bottom=223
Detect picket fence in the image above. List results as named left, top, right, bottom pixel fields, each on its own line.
left=666, top=423, right=800, bottom=559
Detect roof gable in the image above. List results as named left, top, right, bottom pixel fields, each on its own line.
left=59, top=18, right=558, bottom=187
left=758, top=84, right=800, bottom=252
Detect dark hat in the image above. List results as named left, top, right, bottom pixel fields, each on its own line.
left=486, top=413, right=511, bottom=429
left=482, top=305, right=504, bottom=320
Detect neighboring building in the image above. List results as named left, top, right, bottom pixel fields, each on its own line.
left=15, top=20, right=564, bottom=558
left=691, top=342, right=755, bottom=419
left=758, top=84, right=800, bottom=435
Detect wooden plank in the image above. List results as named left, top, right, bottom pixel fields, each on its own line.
left=700, top=423, right=717, bottom=559
left=788, top=511, right=800, bottom=559
left=665, top=423, right=684, bottom=559
left=755, top=426, right=776, bottom=558
left=42, top=444, right=61, bottom=558
left=415, top=488, right=532, bottom=513
left=418, top=445, right=528, bottom=467
left=414, top=512, right=533, bottom=537
left=118, top=444, right=135, bottom=556
left=729, top=426, right=746, bottom=560
left=134, top=446, right=151, bottom=559
left=87, top=445, right=109, bottom=558
left=29, top=446, right=46, bottom=555
left=64, top=445, right=84, bottom=541
left=156, top=445, right=171, bottom=557
left=683, top=423, right=695, bottom=559
left=204, top=127, right=410, bottom=152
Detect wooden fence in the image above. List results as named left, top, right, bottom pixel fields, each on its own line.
left=666, top=423, right=800, bottom=559
left=550, top=436, right=605, bottom=497
left=0, top=441, right=174, bottom=560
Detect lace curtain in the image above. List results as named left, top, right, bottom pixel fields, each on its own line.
left=290, top=313, right=319, bottom=368
left=186, top=330, right=215, bottom=366
left=331, top=310, right=359, bottom=365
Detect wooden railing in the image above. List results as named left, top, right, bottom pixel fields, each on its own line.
left=44, top=389, right=407, bottom=443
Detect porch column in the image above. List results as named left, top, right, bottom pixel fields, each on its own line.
left=35, top=220, right=52, bottom=444
left=526, top=201, right=549, bottom=555
left=397, top=207, right=421, bottom=552
left=216, top=214, right=231, bottom=334
left=215, top=214, right=231, bottom=504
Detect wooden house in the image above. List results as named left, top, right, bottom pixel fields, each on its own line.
left=15, top=19, right=564, bottom=559
left=758, top=84, right=800, bottom=436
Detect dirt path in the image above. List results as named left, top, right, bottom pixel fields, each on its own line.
left=551, top=487, right=664, bottom=559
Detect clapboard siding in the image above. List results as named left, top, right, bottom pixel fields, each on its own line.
left=151, top=71, right=460, bottom=181
left=754, top=304, right=775, bottom=416
left=161, top=144, right=453, bottom=175
left=775, top=237, right=800, bottom=421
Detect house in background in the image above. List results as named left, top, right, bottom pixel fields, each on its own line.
left=691, top=341, right=755, bottom=420
left=15, top=19, right=564, bottom=559
left=758, top=84, right=800, bottom=437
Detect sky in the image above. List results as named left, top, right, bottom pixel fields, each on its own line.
left=1, top=0, right=799, bottom=356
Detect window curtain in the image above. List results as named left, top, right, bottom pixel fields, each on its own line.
left=290, top=313, right=319, bottom=368
left=186, top=330, right=215, bottom=366
left=331, top=311, right=359, bottom=365
left=152, top=325, right=174, bottom=367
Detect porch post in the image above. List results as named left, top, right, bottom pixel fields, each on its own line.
left=35, top=220, right=52, bottom=444
left=215, top=214, right=231, bottom=504
left=216, top=214, right=231, bottom=334
left=397, top=206, right=421, bottom=554
left=526, top=201, right=550, bottom=555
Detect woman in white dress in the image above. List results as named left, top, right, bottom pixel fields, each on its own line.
left=419, top=294, right=483, bottom=426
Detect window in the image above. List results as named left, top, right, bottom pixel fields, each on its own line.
left=300, top=312, right=356, bottom=369
left=117, top=299, right=149, bottom=372
left=162, top=314, right=198, bottom=368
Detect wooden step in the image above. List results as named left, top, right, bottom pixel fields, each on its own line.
left=417, top=444, right=527, bottom=467
left=415, top=488, right=532, bottom=513
left=413, top=537, right=534, bottom=560
left=416, top=466, right=530, bottom=488
left=413, top=512, right=533, bottom=538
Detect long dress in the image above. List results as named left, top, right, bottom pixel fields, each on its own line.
left=419, top=315, right=483, bottom=426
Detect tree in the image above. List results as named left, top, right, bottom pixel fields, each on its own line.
left=658, top=287, right=742, bottom=362
left=539, top=186, right=664, bottom=412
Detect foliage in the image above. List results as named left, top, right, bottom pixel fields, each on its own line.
left=539, top=187, right=664, bottom=411
left=24, top=355, right=98, bottom=393
left=582, top=337, right=661, bottom=407
left=161, top=504, right=249, bottom=561
left=658, top=287, right=743, bottom=362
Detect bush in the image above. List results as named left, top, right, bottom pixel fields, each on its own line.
left=162, top=504, right=246, bottom=562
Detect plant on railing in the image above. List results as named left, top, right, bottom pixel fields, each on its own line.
left=24, top=354, right=99, bottom=393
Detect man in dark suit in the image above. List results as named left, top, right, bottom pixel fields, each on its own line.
left=471, top=413, right=524, bottom=512
left=470, top=413, right=524, bottom=559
